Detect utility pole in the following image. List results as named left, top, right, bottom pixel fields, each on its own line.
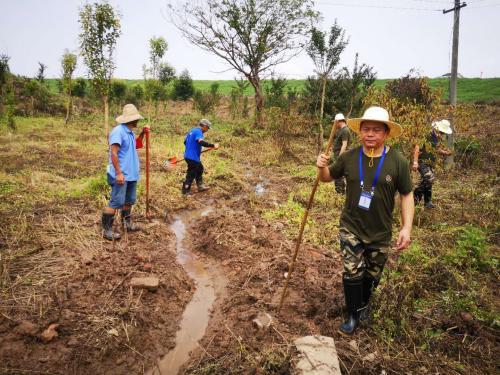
left=443, top=1, right=467, bottom=169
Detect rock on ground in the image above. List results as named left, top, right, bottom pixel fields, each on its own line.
left=130, top=276, right=160, bottom=291
left=294, top=335, right=341, bottom=375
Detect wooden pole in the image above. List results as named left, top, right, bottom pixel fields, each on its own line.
left=278, top=121, right=339, bottom=313
left=145, top=129, right=150, bottom=218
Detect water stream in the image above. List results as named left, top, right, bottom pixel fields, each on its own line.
left=149, top=208, right=226, bottom=375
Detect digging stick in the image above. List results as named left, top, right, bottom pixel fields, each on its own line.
left=145, top=128, right=151, bottom=218
left=278, top=122, right=338, bottom=313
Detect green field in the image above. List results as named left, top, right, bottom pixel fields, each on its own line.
left=46, top=77, right=500, bottom=103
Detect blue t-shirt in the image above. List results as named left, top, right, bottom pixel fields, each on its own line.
left=184, top=127, right=204, bottom=162
left=107, top=124, right=140, bottom=181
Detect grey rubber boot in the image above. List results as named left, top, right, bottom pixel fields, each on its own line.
left=121, top=209, right=139, bottom=232
left=196, top=179, right=210, bottom=192
left=102, top=213, right=121, bottom=241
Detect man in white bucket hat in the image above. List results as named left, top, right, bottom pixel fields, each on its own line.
left=101, top=104, right=149, bottom=240
left=411, top=119, right=452, bottom=208
left=316, top=106, right=414, bottom=335
left=331, top=113, right=352, bottom=194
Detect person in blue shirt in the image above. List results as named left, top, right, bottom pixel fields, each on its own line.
left=182, top=119, right=219, bottom=194
left=101, top=104, right=149, bottom=240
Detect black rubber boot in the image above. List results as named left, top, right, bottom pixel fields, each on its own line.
left=339, top=276, right=364, bottom=335
left=359, top=275, right=379, bottom=321
left=181, top=182, right=191, bottom=195
left=102, top=213, right=121, bottom=241
left=424, top=188, right=435, bottom=209
left=121, top=209, right=139, bottom=232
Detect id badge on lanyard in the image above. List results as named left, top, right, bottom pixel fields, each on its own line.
left=358, top=146, right=386, bottom=211
left=358, top=191, right=373, bottom=210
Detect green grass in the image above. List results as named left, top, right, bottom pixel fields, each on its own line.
left=45, top=77, right=500, bottom=103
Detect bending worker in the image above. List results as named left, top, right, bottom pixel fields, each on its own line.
left=316, top=106, right=414, bottom=335
left=182, top=119, right=219, bottom=195
left=412, top=119, right=452, bottom=209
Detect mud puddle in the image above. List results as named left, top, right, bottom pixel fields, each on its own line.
left=149, top=208, right=227, bottom=375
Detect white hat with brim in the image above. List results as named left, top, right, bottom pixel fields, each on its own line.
left=347, top=106, right=403, bottom=139
left=432, top=119, right=452, bottom=134
left=116, top=104, right=144, bottom=124
left=334, top=113, right=346, bottom=122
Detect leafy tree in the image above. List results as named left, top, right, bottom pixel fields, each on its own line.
left=110, top=79, right=127, bottom=114
left=265, top=77, right=288, bottom=110
left=170, top=0, right=317, bottom=127
left=126, top=84, right=144, bottom=107
left=306, top=21, right=348, bottom=149
left=144, top=36, right=175, bottom=120
left=79, top=1, right=121, bottom=137
left=0, top=54, right=11, bottom=117
left=73, top=78, right=87, bottom=98
left=172, top=69, right=194, bottom=101
left=302, top=53, right=375, bottom=120
left=337, top=53, right=376, bottom=117
left=0, top=54, right=15, bottom=129
left=37, top=62, right=47, bottom=83
left=158, top=63, right=176, bottom=86
left=61, top=50, right=77, bottom=124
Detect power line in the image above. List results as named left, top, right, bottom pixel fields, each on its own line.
left=315, top=1, right=442, bottom=12
left=468, top=3, right=500, bottom=8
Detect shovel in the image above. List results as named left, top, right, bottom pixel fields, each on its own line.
left=163, top=148, right=215, bottom=171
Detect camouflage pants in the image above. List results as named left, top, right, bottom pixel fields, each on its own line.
left=414, top=163, right=435, bottom=204
left=339, top=227, right=389, bottom=281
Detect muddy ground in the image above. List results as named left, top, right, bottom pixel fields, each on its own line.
left=1, top=106, right=499, bottom=374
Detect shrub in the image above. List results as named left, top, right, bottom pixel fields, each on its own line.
left=73, top=78, right=87, bottom=98
left=172, top=69, right=194, bottom=101
left=445, top=225, right=493, bottom=271
left=454, top=135, right=481, bottom=167
left=386, top=70, right=436, bottom=108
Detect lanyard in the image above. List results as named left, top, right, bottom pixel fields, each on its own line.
left=359, top=146, right=386, bottom=196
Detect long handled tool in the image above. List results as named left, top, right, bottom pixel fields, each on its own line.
left=278, top=123, right=338, bottom=313
left=163, top=148, right=215, bottom=171
left=145, top=128, right=151, bottom=218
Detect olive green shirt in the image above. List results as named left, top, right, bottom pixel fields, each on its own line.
left=329, top=146, right=413, bottom=248
left=333, top=126, right=352, bottom=156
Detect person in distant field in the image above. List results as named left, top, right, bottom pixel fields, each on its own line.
left=101, top=104, right=149, bottom=240
left=316, top=106, right=414, bottom=335
left=412, top=120, right=453, bottom=209
left=182, top=119, right=219, bottom=195
left=331, top=113, right=352, bottom=194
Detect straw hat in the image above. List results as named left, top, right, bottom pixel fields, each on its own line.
left=432, top=119, right=452, bottom=134
left=334, top=113, right=346, bottom=122
left=116, top=104, right=144, bottom=124
left=347, top=106, right=402, bottom=139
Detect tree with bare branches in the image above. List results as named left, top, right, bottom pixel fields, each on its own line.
left=169, top=0, right=317, bottom=127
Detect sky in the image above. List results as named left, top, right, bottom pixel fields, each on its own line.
left=1, top=0, right=499, bottom=80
